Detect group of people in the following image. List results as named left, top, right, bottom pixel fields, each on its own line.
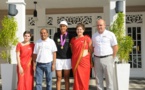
left=16, top=19, right=118, bottom=90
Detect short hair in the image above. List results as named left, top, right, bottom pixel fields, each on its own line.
left=97, top=19, right=106, bottom=25
left=23, top=31, right=32, bottom=36
left=76, top=23, right=85, bottom=31
left=40, top=28, right=48, bottom=33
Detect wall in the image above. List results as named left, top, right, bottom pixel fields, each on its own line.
left=0, top=6, right=145, bottom=78
left=0, top=10, right=8, bottom=64
left=0, top=10, right=7, bottom=28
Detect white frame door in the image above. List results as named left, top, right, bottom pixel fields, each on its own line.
left=126, top=12, right=145, bottom=78
left=126, top=26, right=144, bottom=77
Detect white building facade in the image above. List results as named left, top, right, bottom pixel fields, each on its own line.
left=26, top=12, right=145, bottom=78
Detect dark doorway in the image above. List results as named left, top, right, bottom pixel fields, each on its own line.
left=57, top=28, right=92, bottom=37
left=57, top=28, right=92, bottom=77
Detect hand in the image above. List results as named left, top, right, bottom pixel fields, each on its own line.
left=19, top=66, right=24, bottom=75
left=113, top=57, right=119, bottom=63
left=33, top=65, right=36, bottom=72
left=51, top=64, right=55, bottom=71
left=90, top=58, right=94, bottom=68
left=33, top=61, right=36, bottom=72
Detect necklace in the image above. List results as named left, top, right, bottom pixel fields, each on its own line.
left=60, top=32, right=67, bottom=49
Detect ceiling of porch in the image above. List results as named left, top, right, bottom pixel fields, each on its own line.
left=0, top=0, right=145, bottom=10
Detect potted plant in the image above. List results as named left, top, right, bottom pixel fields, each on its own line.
left=110, top=13, right=134, bottom=90
left=0, top=16, right=18, bottom=90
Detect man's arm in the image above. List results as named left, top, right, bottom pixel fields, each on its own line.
left=52, top=52, right=56, bottom=71
left=112, top=45, right=118, bottom=58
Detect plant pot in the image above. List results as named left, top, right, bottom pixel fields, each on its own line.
left=114, top=63, right=130, bottom=90
left=1, top=64, right=17, bottom=90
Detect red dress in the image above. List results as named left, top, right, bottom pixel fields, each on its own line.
left=16, top=43, right=34, bottom=90
left=70, top=36, right=91, bottom=90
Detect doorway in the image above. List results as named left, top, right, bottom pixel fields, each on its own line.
left=57, top=28, right=92, bottom=37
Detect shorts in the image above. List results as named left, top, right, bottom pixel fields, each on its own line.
left=56, top=59, right=72, bottom=70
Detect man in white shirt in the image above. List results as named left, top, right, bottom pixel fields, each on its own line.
left=33, top=28, right=57, bottom=90
left=92, top=19, right=118, bottom=90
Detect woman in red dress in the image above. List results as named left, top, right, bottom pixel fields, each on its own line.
left=16, top=31, right=34, bottom=90
left=70, top=23, right=93, bottom=90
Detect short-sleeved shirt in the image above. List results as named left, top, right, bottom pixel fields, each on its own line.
left=92, top=30, right=117, bottom=56
left=33, top=38, right=57, bottom=63
left=54, top=32, right=72, bottom=59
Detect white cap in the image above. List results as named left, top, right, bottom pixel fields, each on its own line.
left=59, top=21, right=68, bottom=26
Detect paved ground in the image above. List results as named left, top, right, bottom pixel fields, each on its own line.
left=38, top=78, right=145, bottom=90
left=129, top=78, right=145, bottom=90
left=0, top=78, right=145, bottom=90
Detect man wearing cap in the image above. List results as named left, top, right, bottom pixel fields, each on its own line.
left=54, top=20, right=72, bottom=90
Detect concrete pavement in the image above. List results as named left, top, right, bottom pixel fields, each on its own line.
left=38, top=78, right=145, bottom=90
left=0, top=78, right=145, bottom=90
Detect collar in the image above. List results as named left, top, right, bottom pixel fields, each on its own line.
left=97, top=29, right=107, bottom=35
left=40, top=37, right=50, bottom=42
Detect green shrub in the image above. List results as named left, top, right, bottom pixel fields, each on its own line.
left=0, top=16, right=18, bottom=63
left=110, top=13, right=134, bottom=63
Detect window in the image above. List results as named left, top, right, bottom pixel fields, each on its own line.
left=127, top=27, right=142, bottom=68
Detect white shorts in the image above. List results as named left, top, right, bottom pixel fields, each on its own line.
left=56, top=59, right=72, bottom=70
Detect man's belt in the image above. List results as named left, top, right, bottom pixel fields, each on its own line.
left=94, top=54, right=112, bottom=58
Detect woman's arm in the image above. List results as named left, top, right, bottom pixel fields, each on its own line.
left=33, top=54, right=37, bottom=71
left=89, top=40, right=93, bottom=54
left=16, top=51, right=23, bottom=74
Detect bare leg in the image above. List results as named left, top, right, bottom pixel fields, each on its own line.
left=56, top=70, right=62, bottom=90
left=64, top=70, right=70, bottom=90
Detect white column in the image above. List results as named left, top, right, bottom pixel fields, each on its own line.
left=7, top=0, right=26, bottom=64
left=37, top=7, right=46, bottom=27
left=35, top=7, right=46, bottom=41
left=103, top=1, right=116, bottom=28
left=103, top=0, right=126, bottom=28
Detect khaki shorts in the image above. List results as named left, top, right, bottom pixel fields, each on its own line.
left=56, top=59, right=72, bottom=70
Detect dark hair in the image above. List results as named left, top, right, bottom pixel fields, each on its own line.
left=40, top=28, right=48, bottom=33
left=23, top=31, right=32, bottom=36
left=76, top=23, right=85, bottom=31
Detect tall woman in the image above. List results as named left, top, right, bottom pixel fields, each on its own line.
left=16, top=31, right=34, bottom=90
left=70, top=23, right=92, bottom=90
left=54, top=20, right=72, bottom=90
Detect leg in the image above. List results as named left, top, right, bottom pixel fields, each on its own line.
left=17, top=66, right=25, bottom=90
left=56, top=70, right=62, bottom=90
left=94, top=57, right=104, bottom=90
left=36, top=64, right=44, bottom=90
left=64, top=70, right=70, bottom=90
left=45, top=62, right=52, bottom=90
left=103, top=56, right=114, bottom=90
left=55, top=59, right=63, bottom=90
left=25, top=65, right=34, bottom=90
